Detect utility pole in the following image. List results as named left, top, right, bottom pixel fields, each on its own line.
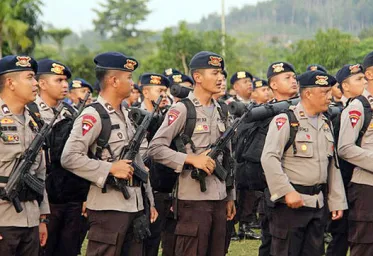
left=221, top=0, right=226, bottom=57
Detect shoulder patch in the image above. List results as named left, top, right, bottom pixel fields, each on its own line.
left=82, top=114, right=97, bottom=136
left=349, top=110, right=361, bottom=128
left=168, top=109, right=180, bottom=126
left=275, top=117, right=287, bottom=130
left=1, top=104, right=10, bottom=115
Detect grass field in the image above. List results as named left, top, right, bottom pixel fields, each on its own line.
left=81, top=236, right=262, bottom=256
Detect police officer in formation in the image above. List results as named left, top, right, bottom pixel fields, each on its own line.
left=2, top=48, right=373, bottom=256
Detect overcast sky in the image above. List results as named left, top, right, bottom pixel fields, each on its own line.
left=41, top=0, right=262, bottom=32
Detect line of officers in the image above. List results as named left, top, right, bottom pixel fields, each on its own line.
left=0, top=49, right=373, bottom=256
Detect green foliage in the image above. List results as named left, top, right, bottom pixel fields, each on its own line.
left=191, top=0, right=373, bottom=39
left=93, top=0, right=150, bottom=39
left=286, top=29, right=358, bottom=74
left=46, top=28, right=72, bottom=53
left=0, top=0, right=41, bottom=57
left=140, top=22, right=241, bottom=77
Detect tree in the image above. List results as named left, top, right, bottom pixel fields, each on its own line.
left=46, top=28, right=72, bottom=56
left=0, top=0, right=41, bottom=58
left=140, top=22, right=241, bottom=80
left=286, top=29, right=358, bottom=73
left=93, top=0, right=150, bottom=39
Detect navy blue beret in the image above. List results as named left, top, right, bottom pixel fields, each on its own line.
left=267, top=61, right=296, bottom=80
left=37, top=59, right=71, bottom=79
left=306, top=64, right=327, bottom=73
left=189, top=51, right=224, bottom=70
left=169, top=73, right=193, bottom=85
left=69, top=78, right=93, bottom=92
left=133, top=84, right=141, bottom=91
left=298, top=70, right=337, bottom=88
left=336, top=64, right=364, bottom=84
left=163, top=68, right=182, bottom=77
left=252, top=79, right=268, bottom=90
left=0, top=55, right=38, bottom=76
left=230, top=71, right=253, bottom=86
left=94, top=52, right=138, bottom=72
left=363, top=51, right=373, bottom=70
left=140, top=73, right=170, bottom=88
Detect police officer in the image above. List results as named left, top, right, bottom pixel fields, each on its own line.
left=168, top=72, right=194, bottom=103
left=33, top=59, right=71, bottom=123
left=225, top=71, right=253, bottom=105
left=337, top=53, right=373, bottom=256
left=68, top=78, right=93, bottom=107
left=61, top=52, right=157, bottom=256
left=33, top=59, right=85, bottom=256
left=261, top=70, right=347, bottom=256
left=251, top=79, right=270, bottom=105
left=326, top=64, right=366, bottom=256
left=148, top=51, right=236, bottom=256
left=123, top=84, right=141, bottom=108
left=306, top=64, right=328, bottom=73
left=140, top=73, right=170, bottom=111
left=137, top=73, right=173, bottom=256
left=0, top=55, right=49, bottom=255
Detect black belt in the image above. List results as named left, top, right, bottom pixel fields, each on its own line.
left=291, top=183, right=326, bottom=196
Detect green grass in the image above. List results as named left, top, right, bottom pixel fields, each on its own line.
left=81, top=236, right=261, bottom=256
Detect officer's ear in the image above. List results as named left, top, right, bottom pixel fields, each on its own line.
left=365, top=68, right=373, bottom=81
left=142, top=86, right=150, bottom=98
left=192, top=69, right=204, bottom=84
left=341, top=81, right=349, bottom=93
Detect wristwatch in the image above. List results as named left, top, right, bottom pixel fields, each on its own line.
left=40, top=218, right=49, bottom=224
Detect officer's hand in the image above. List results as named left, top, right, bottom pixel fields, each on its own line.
left=150, top=207, right=158, bottom=223
left=226, top=200, right=236, bottom=220
left=0, top=234, right=2, bottom=240
left=39, top=223, right=48, bottom=247
left=186, top=150, right=216, bottom=175
left=285, top=191, right=304, bottom=209
left=110, top=160, right=134, bottom=180
left=82, top=202, right=87, bottom=218
left=331, top=210, right=343, bottom=220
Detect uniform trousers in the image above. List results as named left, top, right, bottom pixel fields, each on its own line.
left=270, top=204, right=327, bottom=256
left=145, top=191, right=175, bottom=256
left=258, top=193, right=271, bottom=256
left=175, top=200, right=227, bottom=256
left=237, top=189, right=260, bottom=223
left=86, top=209, right=143, bottom=256
left=44, top=202, right=82, bottom=256
left=0, top=226, right=39, bottom=256
left=348, top=182, right=373, bottom=256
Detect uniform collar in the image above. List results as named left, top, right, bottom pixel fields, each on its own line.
left=35, top=95, right=52, bottom=111
left=187, top=92, right=220, bottom=109
left=97, top=95, right=115, bottom=114
left=296, top=102, right=327, bottom=130
left=236, top=95, right=251, bottom=104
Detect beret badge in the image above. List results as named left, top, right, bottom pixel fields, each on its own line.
left=315, top=75, right=328, bottom=86
left=16, top=56, right=31, bottom=67
left=208, top=56, right=222, bottom=67
left=51, top=63, right=65, bottom=75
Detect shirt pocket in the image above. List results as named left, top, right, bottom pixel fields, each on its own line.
left=293, top=132, right=313, bottom=158
left=192, top=123, right=211, bottom=149
left=0, top=132, right=22, bottom=162
left=102, top=129, right=126, bottom=160
left=324, top=131, right=335, bottom=157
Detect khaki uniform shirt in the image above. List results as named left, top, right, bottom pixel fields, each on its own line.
left=261, top=102, right=347, bottom=211
left=148, top=92, right=234, bottom=201
left=0, top=99, right=49, bottom=227
left=338, top=89, right=373, bottom=186
left=61, top=96, right=154, bottom=212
